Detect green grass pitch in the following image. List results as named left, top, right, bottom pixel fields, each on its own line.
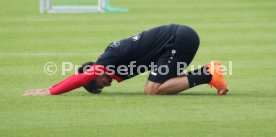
left=0, top=0, right=276, bottom=136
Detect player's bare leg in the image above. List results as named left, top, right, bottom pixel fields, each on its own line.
left=144, top=61, right=228, bottom=95
left=145, top=75, right=189, bottom=95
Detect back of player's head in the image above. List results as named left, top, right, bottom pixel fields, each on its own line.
left=78, top=61, right=95, bottom=73
left=78, top=61, right=102, bottom=94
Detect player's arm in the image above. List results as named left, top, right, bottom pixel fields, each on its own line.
left=23, top=88, right=51, bottom=96
left=23, top=65, right=105, bottom=96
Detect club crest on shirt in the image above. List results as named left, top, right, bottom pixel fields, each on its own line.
left=131, top=33, right=141, bottom=41
left=110, top=41, right=120, bottom=47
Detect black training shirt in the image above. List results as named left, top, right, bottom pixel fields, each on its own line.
left=96, top=24, right=178, bottom=80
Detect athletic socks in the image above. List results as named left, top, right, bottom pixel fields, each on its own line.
left=186, top=66, right=212, bottom=88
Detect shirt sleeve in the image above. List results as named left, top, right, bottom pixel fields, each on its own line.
left=49, top=65, right=105, bottom=95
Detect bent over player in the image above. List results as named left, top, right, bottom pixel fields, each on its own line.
left=24, top=24, right=228, bottom=96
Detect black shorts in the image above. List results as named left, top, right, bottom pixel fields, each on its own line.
left=148, top=25, right=200, bottom=83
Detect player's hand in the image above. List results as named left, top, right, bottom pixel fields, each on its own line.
left=23, top=88, right=51, bottom=96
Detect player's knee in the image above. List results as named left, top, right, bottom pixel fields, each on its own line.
left=144, top=81, right=162, bottom=95
left=144, top=88, right=165, bottom=95
left=144, top=88, right=154, bottom=95
left=144, top=87, right=159, bottom=95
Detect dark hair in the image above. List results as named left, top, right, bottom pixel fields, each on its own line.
left=78, top=61, right=102, bottom=94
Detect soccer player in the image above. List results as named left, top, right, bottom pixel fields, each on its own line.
left=24, top=24, right=228, bottom=96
